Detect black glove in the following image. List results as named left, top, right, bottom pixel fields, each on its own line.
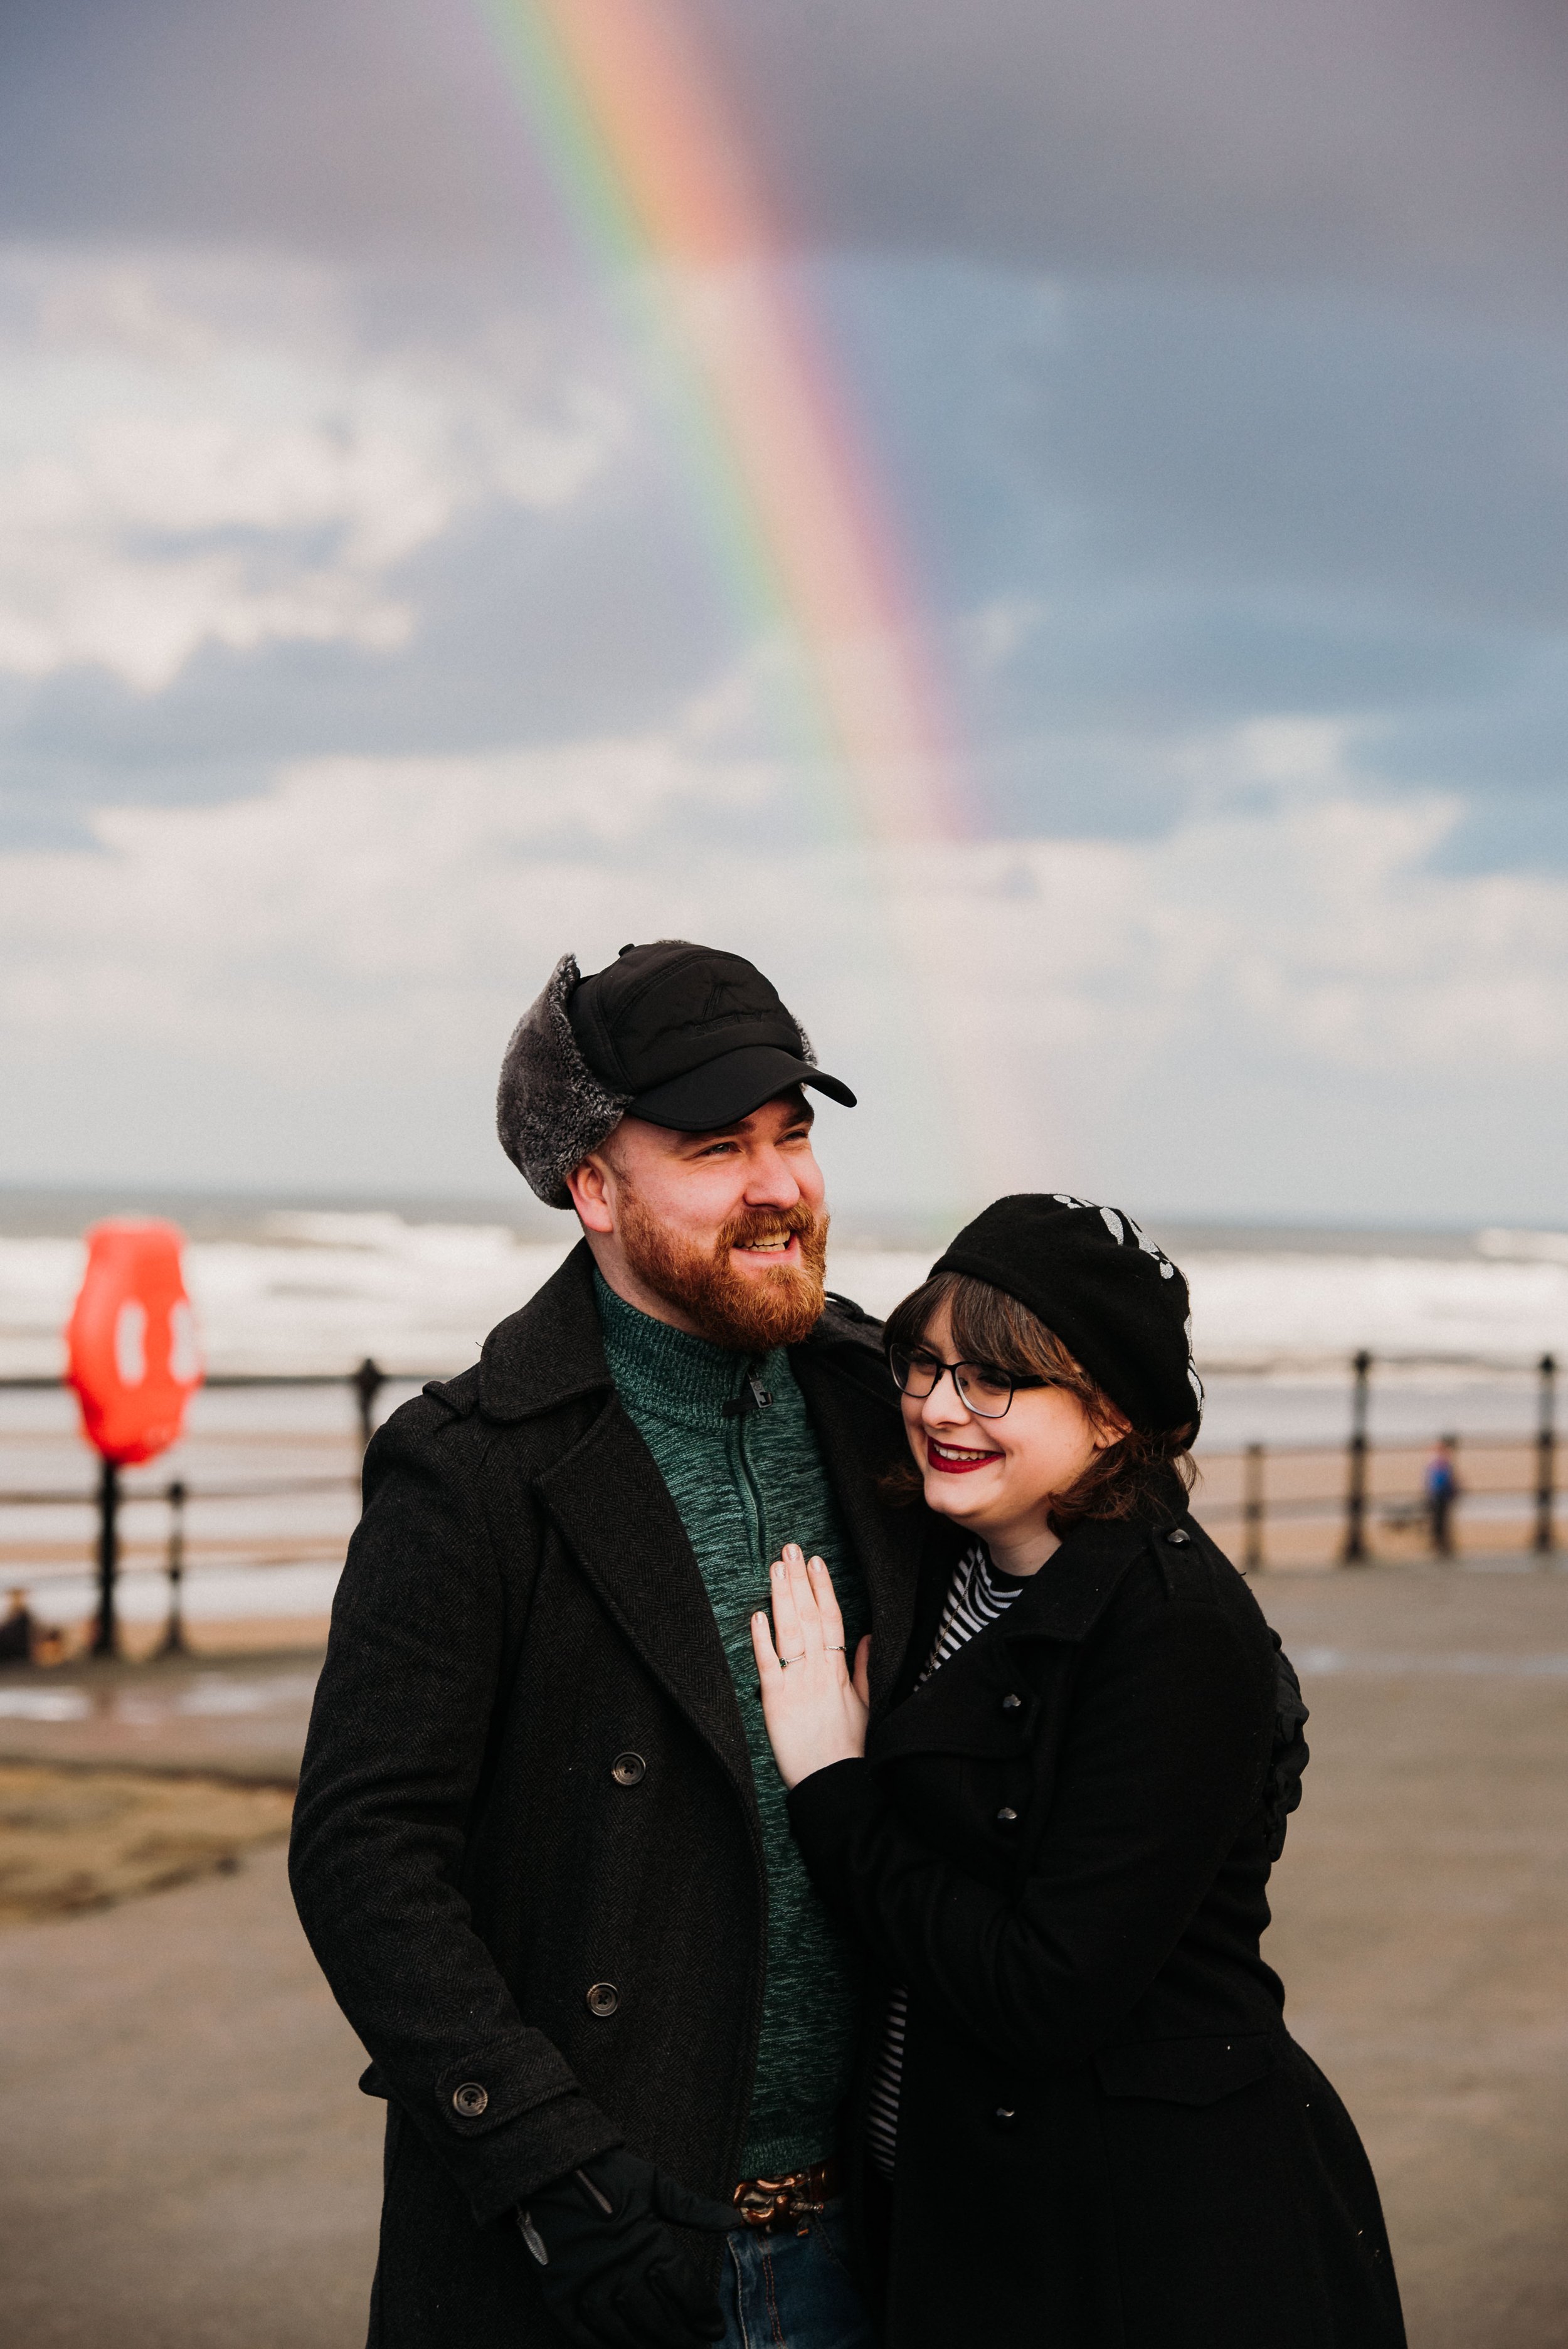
left=517, top=2145, right=741, bottom=2349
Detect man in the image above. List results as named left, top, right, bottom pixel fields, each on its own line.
left=290, top=941, right=917, bottom=2349
left=1425, top=1434, right=1461, bottom=1557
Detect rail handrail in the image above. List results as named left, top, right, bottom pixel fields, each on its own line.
left=0, top=1350, right=1559, bottom=1658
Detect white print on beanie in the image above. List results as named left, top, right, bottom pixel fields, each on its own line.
left=1053, top=1192, right=1201, bottom=1411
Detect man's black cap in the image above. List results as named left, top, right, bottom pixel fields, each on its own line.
left=568, top=941, right=856, bottom=1132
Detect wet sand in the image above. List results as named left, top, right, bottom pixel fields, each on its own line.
left=0, top=1559, right=1563, bottom=2346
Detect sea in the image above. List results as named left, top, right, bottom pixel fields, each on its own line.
left=3, top=1190, right=1567, bottom=1631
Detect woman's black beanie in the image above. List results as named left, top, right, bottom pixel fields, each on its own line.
left=930, top=1193, right=1204, bottom=1436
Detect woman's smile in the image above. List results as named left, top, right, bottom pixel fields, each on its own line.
left=924, top=1435, right=1002, bottom=1475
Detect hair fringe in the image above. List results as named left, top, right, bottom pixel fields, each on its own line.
left=881, top=1270, right=1196, bottom=1530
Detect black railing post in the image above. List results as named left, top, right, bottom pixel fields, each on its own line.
left=1243, top=1441, right=1265, bottom=1572
left=1535, top=1354, right=1557, bottom=1558
left=354, top=1357, right=385, bottom=1453
left=92, top=1456, right=120, bottom=1657
left=1343, top=1350, right=1372, bottom=1565
left=157, top=1479, right=188, bottom=1657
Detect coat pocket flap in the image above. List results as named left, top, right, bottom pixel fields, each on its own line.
left=1094, top=2034, right=1279, bottom=2106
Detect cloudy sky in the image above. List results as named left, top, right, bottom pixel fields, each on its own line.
left=4, top=0, right=1568, bottom=1224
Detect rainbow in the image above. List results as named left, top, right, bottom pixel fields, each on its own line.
left=475, top=0, right=963, bottom=848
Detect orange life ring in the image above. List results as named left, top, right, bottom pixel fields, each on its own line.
left=65, top=1221, right=204, bottom=1464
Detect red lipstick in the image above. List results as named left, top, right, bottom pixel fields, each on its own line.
left=926, top=1438, right=1002, bottom=1476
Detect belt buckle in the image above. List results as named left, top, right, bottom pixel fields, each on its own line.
left=734, top=2170, right=827, bottom=2235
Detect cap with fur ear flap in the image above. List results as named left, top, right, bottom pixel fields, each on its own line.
left=495, top=953, right=632, bottom=1209
left=497, top=939, right=855, bottom=1207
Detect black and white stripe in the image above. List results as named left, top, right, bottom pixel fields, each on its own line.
left=865, top=1540, right=1025, bottom=2180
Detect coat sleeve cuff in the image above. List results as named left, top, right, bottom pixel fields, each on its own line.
left=361, top=2033, right=625, bottom=2224
left=785, top=1756, right=882, bottom=1882
left=459, top=2091, right=624, bottom=2224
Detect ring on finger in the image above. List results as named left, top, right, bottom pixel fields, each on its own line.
left=780, top=1652, right=808, bottom=1666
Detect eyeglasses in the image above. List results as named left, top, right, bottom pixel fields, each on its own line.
left=886, top=1345, right=1049, bottom=1420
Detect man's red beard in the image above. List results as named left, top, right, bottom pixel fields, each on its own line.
left=618, top=1190, right=830, bottom=1352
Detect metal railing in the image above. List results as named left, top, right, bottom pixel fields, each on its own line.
left=0, top=1349, right=1560, bottom=1660
left=0, top=1358, right=423, bottom=1659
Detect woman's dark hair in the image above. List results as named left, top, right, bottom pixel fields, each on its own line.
left=882, top=1269, right=1197, bottom=1529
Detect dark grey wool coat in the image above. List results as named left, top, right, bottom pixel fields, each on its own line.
left=787, top=1498, right=1406, bottom=2349
left=287, top=1241, right=916, bottom=2348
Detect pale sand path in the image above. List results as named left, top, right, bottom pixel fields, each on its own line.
left=0, top=1843, right=381, bottom=2349
left=0, top=1562, right=1563, bottom=2346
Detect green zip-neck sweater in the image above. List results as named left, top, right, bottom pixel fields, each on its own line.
left=595, top=1272, right=867, bottom=2178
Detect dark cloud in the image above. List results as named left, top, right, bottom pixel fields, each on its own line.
left=0, top=477, right=742, bottom=850
left=4, top=0, right=1568, bottom=304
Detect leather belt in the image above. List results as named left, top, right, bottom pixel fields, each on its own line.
left=731, top=2156, right=841, bottom=2234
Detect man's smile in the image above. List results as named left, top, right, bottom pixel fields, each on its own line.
left=926, top=1435, right=1004, bottom=1475
left=732, top=1232, right=802, bottom=1262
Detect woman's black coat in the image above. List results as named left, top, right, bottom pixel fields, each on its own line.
left=788, top=1497, right=1406, bottom=2349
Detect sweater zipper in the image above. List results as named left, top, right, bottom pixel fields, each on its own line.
left=732, top=1360, right=771, bottom=1577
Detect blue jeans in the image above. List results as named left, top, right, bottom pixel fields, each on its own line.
left=718, top=2201, right=876, bottom=2349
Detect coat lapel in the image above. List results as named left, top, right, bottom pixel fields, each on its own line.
left=531, top=1397, right=756, bottom=1802
left=790, top=1341, right=924, bottom=1720
left=868, top=1514, right=1157, bottom=1768
left=485, top=1244, right=756, bottom=1804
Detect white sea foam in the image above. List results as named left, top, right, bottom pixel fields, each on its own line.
left=6, top=1212, right=1567, bottom=1629
left=5, top=1216, right=1568, bottom=1378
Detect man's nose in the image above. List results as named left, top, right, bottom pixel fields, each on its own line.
left=744, top=1148, right=805, bottom=1207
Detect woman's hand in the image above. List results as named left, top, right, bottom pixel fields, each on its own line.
left=751, top=1544, right=871, bottom=1790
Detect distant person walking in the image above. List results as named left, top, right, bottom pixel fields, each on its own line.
left=1425, top=1436, right=1461, bottom=1556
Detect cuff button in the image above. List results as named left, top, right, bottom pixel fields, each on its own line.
left=453, top=2082, right=488, bottom=2117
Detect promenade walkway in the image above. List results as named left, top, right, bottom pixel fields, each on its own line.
left=0, top=1558, right=1563, bottom=2346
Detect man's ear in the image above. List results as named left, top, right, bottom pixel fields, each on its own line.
left=565, top=1156, right=616, bottom=1236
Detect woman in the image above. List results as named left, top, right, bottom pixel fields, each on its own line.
left=750, top=1194, right=1404, bottom=2349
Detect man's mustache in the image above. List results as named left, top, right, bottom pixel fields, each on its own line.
left=716, top=1204, right=823, bottom=1254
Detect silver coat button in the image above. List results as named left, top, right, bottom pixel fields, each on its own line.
left=586, top=1982, right=620, bottom=2018
left=452, top=2082, right=488, bottom=2117
left=612, top=1752, right=647, bottom=1786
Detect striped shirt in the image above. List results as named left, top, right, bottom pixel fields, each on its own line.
left=865, top=1539, right=1027, bottom=2179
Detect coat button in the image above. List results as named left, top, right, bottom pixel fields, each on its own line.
left=996, top=1806, right=1019, bottom=1827
left=586, top=1982, right=620, bottom=2018
left=452, top=2082, right=488, bottom=2117
left=612, top=1752, right=647, bottom=1786
left=1000, top=1692, right=1023, bottom=1713
left=992, top=2105, right=1020, bottom=2131
left=1165, top=1527, right=1191, bottom=1546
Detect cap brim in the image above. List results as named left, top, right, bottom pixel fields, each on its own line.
left=626, top=1044, right=856, bottom=1132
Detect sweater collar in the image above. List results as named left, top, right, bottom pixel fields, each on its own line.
left=593, top=1268, right=775, bottom=1429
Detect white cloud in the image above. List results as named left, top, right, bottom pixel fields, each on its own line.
left=3, top=713, right=1568, bottom=1216
left=0, top=252, right=621, bottom=691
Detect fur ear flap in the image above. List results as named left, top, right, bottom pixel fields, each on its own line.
left=495, top=953, right=632, bottom=1209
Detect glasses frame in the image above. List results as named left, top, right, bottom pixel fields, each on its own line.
left=886, top=1344, right=1050, bottom=1421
